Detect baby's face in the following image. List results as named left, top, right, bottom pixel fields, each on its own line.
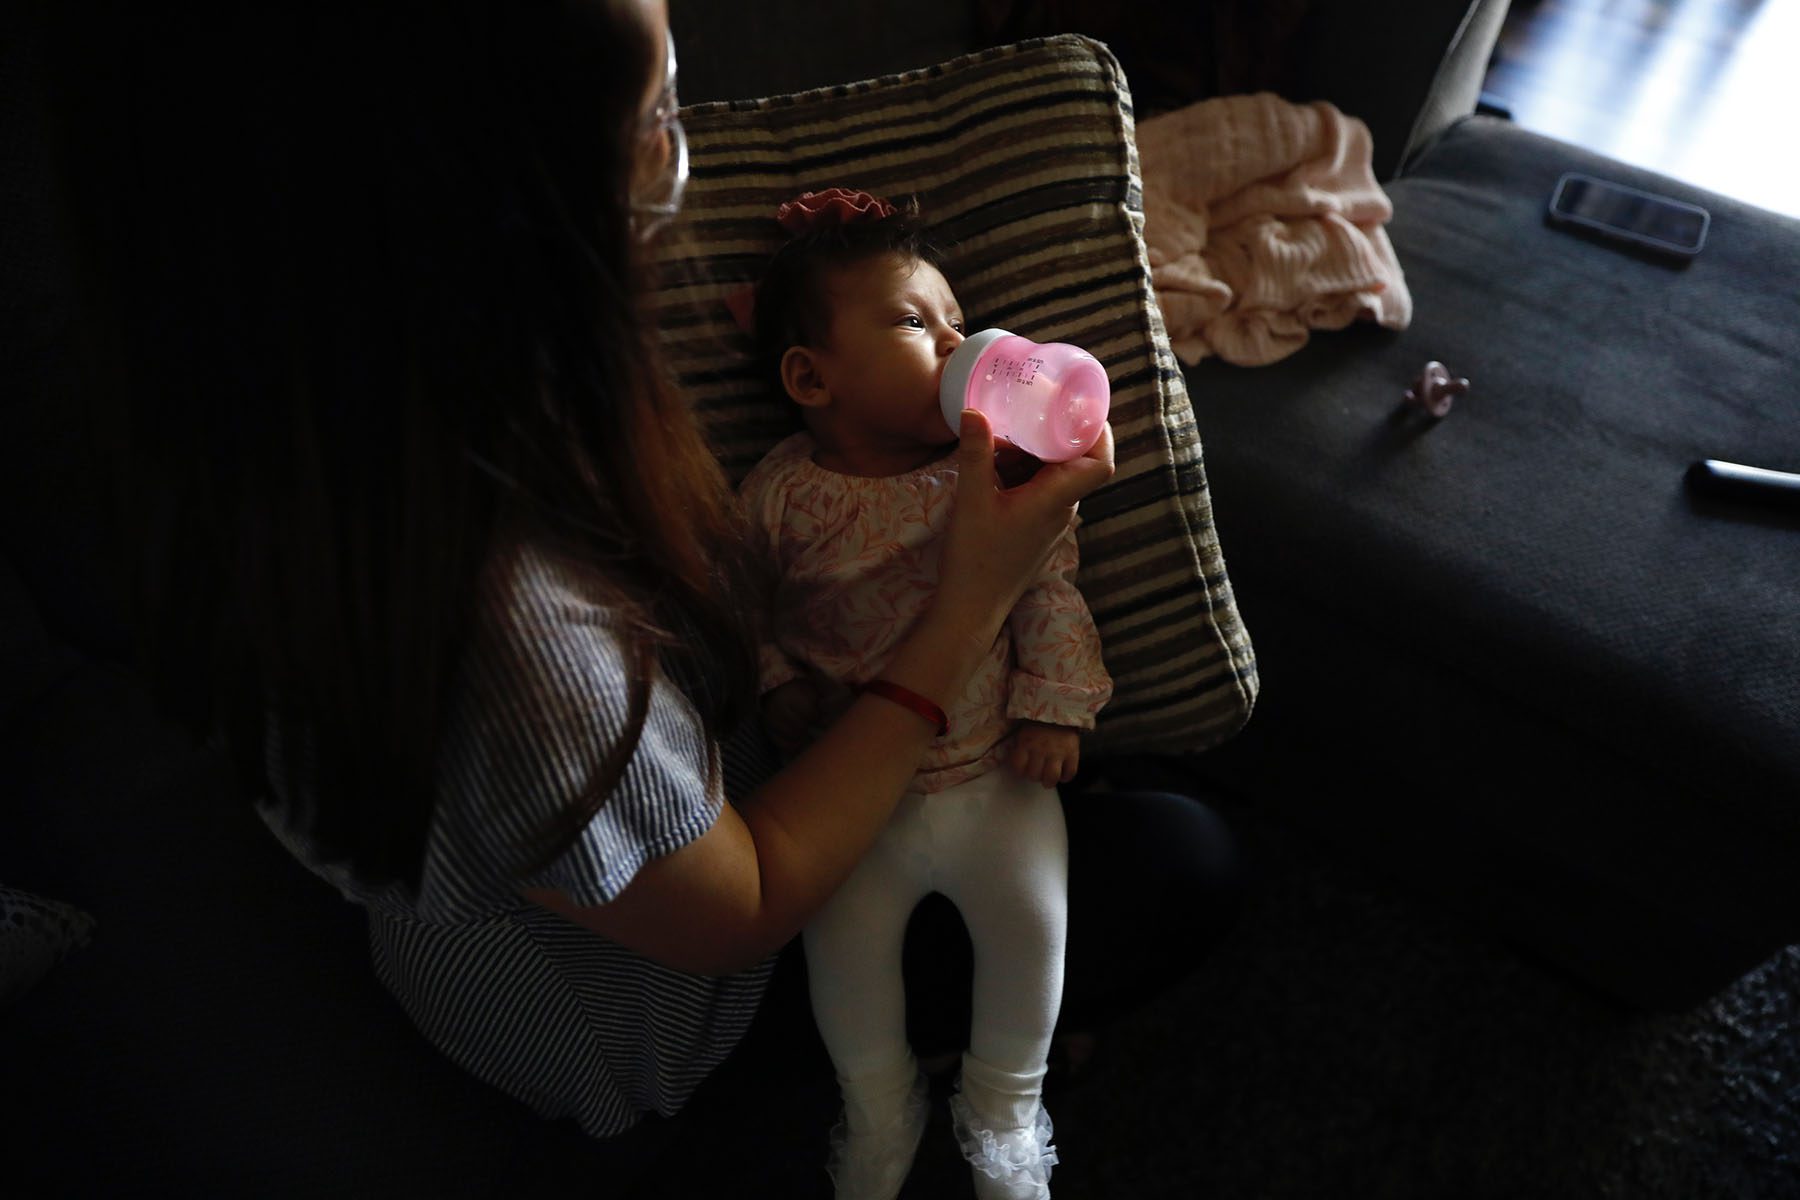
left=809, top=252, right=967, bottom=452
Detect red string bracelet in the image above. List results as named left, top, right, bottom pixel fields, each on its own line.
left=859, top=679, right=949, bottom=737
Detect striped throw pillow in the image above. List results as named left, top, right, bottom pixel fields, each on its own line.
left=652, top=35, right=1256, bottom=754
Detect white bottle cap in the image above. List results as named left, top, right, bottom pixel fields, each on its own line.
left=938, top=327, right=1014, bottom=434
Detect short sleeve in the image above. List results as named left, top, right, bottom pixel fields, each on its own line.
left=418, top=545, right=723, bottom=921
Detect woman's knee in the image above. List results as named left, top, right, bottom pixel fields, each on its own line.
left=1059, top=788, right=1246, bottom=1027
left=1067, top=787, right=1244, bottom=928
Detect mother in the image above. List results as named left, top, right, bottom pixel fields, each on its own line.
left=41, top=0, right=1240, bottom=1187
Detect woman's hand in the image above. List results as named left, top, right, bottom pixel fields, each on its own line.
left=934, top=409, right=1114, bottom=644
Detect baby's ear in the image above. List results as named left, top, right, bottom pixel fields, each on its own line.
left=780, top=346, right=831, bottom=408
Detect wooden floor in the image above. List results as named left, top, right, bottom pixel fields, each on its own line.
left=1482, top=0, right=1800, bottom=219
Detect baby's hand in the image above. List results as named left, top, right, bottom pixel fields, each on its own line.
left=1006, top=721, right=1081, bottom=788
left=761, top=679, right=821, bottom=757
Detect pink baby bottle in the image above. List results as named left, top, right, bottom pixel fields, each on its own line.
left=939, top=328, right=1111, bottom=462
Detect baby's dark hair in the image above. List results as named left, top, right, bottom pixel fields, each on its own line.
left=751, top=195, right=943, bottom=393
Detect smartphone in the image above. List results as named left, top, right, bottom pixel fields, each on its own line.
left=1547, top=172, right=1710, bottom=259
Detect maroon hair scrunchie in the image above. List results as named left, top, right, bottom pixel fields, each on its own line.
left=774, top=187, right=897, bottom=234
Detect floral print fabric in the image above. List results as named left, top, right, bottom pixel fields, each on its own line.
left=741, top=433, right=1112, bottom=793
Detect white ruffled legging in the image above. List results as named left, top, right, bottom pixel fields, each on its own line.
left=804, top=767, right=1068, bottom=1132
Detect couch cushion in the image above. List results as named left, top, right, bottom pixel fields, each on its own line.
left=650, top=34, right=1258, bottom=754
left=0, top=557, right=67, bottom=723
left=0, top=885, right=95, bottom=1008
left=1185, top=116, right=1800, bottom=1004
left=0, top=656, right=558, bottom=1195
left=0, top=8, right=133, bottom=666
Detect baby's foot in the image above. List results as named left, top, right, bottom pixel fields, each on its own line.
left=826, top=1073, right=930, bottom=1200
left=950, top=1088, right=1057, bottom=1200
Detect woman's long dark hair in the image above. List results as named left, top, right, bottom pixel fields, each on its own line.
left=38, top=0, right=759, bottom=889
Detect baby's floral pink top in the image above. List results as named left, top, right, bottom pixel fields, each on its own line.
left=740, top=432, right=1112, bottom=793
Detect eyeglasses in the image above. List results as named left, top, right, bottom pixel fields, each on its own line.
left=631, top=29, right=688, bottom=242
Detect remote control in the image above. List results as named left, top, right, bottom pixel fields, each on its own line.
left=1685, top=459, right=1800, bottom=512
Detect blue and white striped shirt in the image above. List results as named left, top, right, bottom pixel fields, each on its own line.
left=263, top=543, right=776, bottom=1136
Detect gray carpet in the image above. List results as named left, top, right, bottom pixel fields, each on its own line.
left=893, top=800, right=1800, bottom=1199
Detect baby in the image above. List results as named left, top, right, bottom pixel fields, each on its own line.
left=737, top=189, right=1113, bottom=1200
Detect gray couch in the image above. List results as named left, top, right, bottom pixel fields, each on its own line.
left=4, top=0, right=1795, bottom=1195
left=670, top=0, right=1799, bottom=1010
left=1187, top=113, right=1800, bottom=1011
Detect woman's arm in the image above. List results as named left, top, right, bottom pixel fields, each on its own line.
left=525, top=604, right=988, bottom=974
left=523, top=412, right=1113, bottom=974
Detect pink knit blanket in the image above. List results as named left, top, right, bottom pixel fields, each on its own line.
left=1137, top=93, right=1413, bottom=367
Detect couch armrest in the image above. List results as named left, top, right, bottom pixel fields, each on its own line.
left=1395, top=0, right=1513, bottom=174
left=1290, top=0, right=1512, bottom=180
